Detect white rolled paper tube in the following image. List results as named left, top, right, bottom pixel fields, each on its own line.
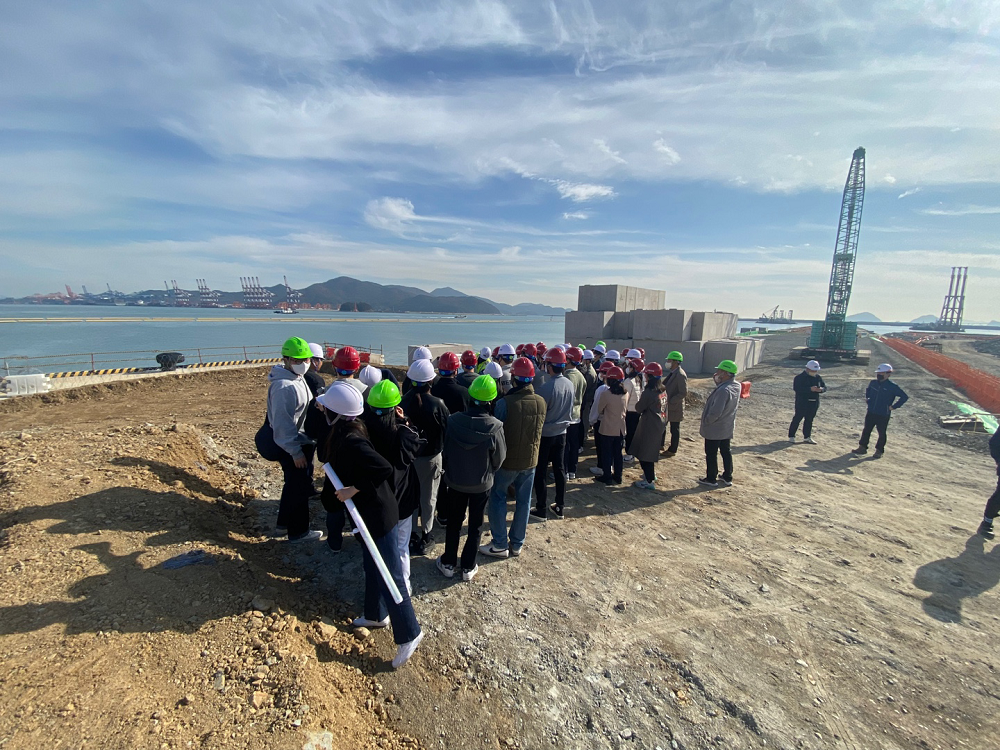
left=323, top=463, right=404, bottom=605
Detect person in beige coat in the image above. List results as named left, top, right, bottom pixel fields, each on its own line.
left=662, top=351, right=688, bottom=456
left=591, top=366, right=628, bottom=485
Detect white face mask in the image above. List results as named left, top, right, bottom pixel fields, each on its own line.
left=713, top=373, right=724, bottom=385
left=289, top=361, right=309, bottom=376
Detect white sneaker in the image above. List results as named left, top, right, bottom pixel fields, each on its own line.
left=462, top=564, right=479, bottom=581
left=804, top=437, right=817, bottom=445
left=589, top=466, right=603, bottom=476
left=623, top=454, right=635, bottom=463
left=352, top=616, right=389, bottom=629
left=435, top=556, right=455, bottom=578
left=479, top=544, right=509, bottom=559
left=788, top=437, right=796, bottom=443
left=392, top=631, right=424, bottom=669
left=286, top=529, right=322, bottom=543
left=567, top=472, right=576, bottom=480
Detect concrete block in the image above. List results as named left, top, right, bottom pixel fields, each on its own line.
left=577, top=285, right=666, bottom=313
left=408, top=344, right=470, bottom=364
left=691, top=312, right=739, bottom=341
left=610, top=311, right=634, bottom=339
left=703, top=338, right=760, bottom=375
left=632, top=339, right=705, bottom=375
left=564, top=311, right=614, bottom=342
left=632, top=309, right=693, bottom=341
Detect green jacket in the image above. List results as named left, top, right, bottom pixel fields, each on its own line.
left=564, top=367, right=587, bottom=423
left=494, top=385, right=547, bottom=471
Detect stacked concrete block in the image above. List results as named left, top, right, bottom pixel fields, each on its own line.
left=703, top=338, right=765, bottom=374
left=690, top=312, right=739, bottom=341
left=632, top=309, right=693, bottom=342
left=565, top=311, right=614, bottom=342
left=578, top=285, right=666, bottom=313
left=610, top=311, right=634, bottom=339
left=632, top=339, right=705, bottom=375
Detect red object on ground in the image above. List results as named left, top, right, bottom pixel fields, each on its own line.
left=740, top=380, right=752, bottom=399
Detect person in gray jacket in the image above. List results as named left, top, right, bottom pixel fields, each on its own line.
left=697, top=359, right=741, bottom=489
left=437, top=375, right=506, bottom=582
left=532, top=348, right=576, bottom=519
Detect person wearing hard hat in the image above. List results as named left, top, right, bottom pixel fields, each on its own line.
left=532, top=347, right=575, bottom=518
left=852, top=363, right=909, bottom=459
left=631, top=363, right=668, bottom=489
left=592, top=365, right=629, bottom=486
left=304, top=343, right=327, bottom=397
left=788, top=360, right=827, bottom=444
left=400, top=358, right=451, bottom=555
left=621, top=352, right=645, bottom=464
left=475, top=346, right=493, bottom=374
left=977, top=429, right=1000, bottom=539
left=359, top=364, right=383, bottom=390
left=332, top=346, right=366, bottom=395
left=437, top=375, right=507, bottom=581
left=579, top=350, right=599, bottom=452
left=562, top=347, right=587, bottom=480
left=431, top=352, right=471, bottom=414
left=402, top=346, right=435, bottom=394
left=316, top=382, right=423, bottom=668
left=496, top=343, right=516, bottom=394
left=662, top=351, right=688, bottom=456
left=697, top=360, right=741, bottom=488
left=482, top=356, right=547, bottom=558
left=256, top=337, right=322, bottom=542
left=457, top=350, right=479, bottom=389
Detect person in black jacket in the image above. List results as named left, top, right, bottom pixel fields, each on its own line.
left=400, top=358, right=450, bottom=555
left=978, top=430, right=1000, bottom=539
left=788, top=360, right=827, bottom=444
left=317, top=382, right=423, bottom=669
left=431, top=351, right=470, bottom=414
left=363, top=380, right=423, bottom=595
left=437, top=375, right=506, bottom=582
left=456, top=350, right=479, bottom=389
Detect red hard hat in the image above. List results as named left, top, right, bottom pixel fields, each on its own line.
left=515, top=344, right=524, bottom=356
left=599, top=361, right=615, bottom=373
left=631, top=359, right=645, bottom=372
left=492, top=346, right=500, bottom=358
left=511, top=357, right=535, bottom=378
left=565, top=346, right=583, bottom=363
left=536, top=342, right=545, bottom=349
left=536, top=344, right=547, bottom=357
left=438, top=351, right=460, bottom=372
left=605, top=366, right=625, bottom=381
left=523, top=343, right=537, bottom=357
left=544, top=347, right=567, bottom=365
left=643, top=362, right=663, bottom=377
left=333, top=346, right=360, bottom=372
left=460, top=349, right=477, bottom=368
left=638, top=348, right=646, bottom=358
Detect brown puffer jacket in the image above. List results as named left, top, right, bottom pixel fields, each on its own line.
left=496, top=385, right=547, bottom=471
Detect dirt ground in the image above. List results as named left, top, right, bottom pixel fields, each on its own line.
left=1, top=331, right=998, bottom=750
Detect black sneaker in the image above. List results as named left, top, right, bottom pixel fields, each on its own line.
left=591, top=476, right=610, bottom=485
left=409, top=535, right=427, bottom=556
left=549, top=503, right=564, bottom=518
left=529, top=508, right=547, bottom=521
left=872, top=451, right=883, bottom=459
left=978, top=520, right=995, bottom=539
left=697, top=477, right=719, bottom=488
left=851, top=447, right=867, bottom=455
left=718, top=477, right=733, bottom=487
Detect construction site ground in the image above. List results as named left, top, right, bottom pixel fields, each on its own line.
left=1, top=330, right=997, bottom=750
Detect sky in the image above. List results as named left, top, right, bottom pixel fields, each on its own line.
left=1, top=1, right=999, bottom=321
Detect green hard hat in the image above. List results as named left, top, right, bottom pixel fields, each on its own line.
left=469, top=374, right=498, bottom=402
left=717, top=359, right=738, bottom=375
left=367, top=380, right=401, bottom=410
left=596, top=340, right=607, bottom=348
left=281, top=337, right=311, bottom=359
left=666, top=351, right=683, bottom=362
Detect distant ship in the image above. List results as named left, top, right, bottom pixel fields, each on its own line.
left=274, top=308, right=298, bottom=315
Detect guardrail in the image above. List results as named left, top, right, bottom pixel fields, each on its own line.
left=1, top=341, right=383, bottom=377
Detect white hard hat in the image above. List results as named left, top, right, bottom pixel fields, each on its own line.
left=412, top=346, right=432, bottom=362
left=498, top=343, right=516, bottom=356
left=308, top=343, right=324, bottom=359
left=555, top=344, right=567, bottom=351
left=359, top=365, right=383, bottom=387
left=605, top=349, right=621, bottom=360
left=317, top=381, right=364, bottom=417
left=626, top=348, right=642, bottom=359
left=407, top=359, right=436, bottom=384
left=484, top=361, right=503, bottom=378
left=593, top=344, right=606, bottom=354
left=805, top=360, right=821, bottom=371
left=479, top=346, right=492, bottom=359
left=876, top=363, right=893, bottom=373
left=582, top=349, right=595, bottom=360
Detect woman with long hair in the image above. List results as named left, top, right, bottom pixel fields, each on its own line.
left=630, top=363, right=668, bottom=490
left=592, top=366, right=628, bottom=485
left=316, top=382, right=423, bottom=669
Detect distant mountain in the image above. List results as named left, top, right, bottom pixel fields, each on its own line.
left=398, top=295, right=500, bottom=314
left=909, top=314, right=938, bottom=324
left=429, top=287, right=467, bottom=297
left=991, top=321, right=1000, bottom=327
left=847, top=312, right=882, bottom=323
left=431, top=285, right=568, bottom=315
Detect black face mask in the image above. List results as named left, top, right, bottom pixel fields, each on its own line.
left=876, top=374, right=887, bottom=381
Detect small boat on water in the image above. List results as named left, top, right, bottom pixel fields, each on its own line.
left=274, top=308, right=298, bottom=315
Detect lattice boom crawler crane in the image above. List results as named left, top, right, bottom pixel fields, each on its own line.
left=796, top=147, right=871, bottom=365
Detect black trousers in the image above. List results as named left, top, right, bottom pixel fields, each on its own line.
left=789, top=401, right=820, bottom=439
left=276, top=444, right=314, bottom=537
left=984, top=476, right=1000, bottom=520
left=859, top=412, right=891, bottom=452
left=442, top=488, right=489, bottom=570
left=534, top=433, right=566, bottom=510
left=639, top=460, right=656, bottom=482
left=667, top=421, right=680, bottom=453
left=564, top=421, right=582, bottom=473
left=624, top=412, right=640, bottom=454
left=597, top=433, right=624, bottom=483
left=704, top=439, right=733, bottom=482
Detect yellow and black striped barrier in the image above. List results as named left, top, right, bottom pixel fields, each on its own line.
left=45, top=358, right=282, bottom=379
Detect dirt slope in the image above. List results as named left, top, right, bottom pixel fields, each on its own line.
left=1, top=335, right=998, bottom=750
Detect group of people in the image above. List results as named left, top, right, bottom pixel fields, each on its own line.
left=257, top=334, right=998, bottom=667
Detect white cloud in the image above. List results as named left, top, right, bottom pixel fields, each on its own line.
left=653, top=139, right=681, bottom=165
left=920, top=205, right=1000, bottom=216
left=562, top=211, right=590, bottom=220
left=898, top=188, right=921, bottom=199
left=552, top=180, right=616, bottom=202
left=363, top=197, right=417, bottom=232
left=883, top=174, right=897, bottom=184
left=594, top=139, right=627, bottom=165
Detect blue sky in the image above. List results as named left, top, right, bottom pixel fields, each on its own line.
left=1, top=1, right=999, bottom=320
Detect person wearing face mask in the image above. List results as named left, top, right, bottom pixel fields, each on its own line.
left=697, top=360, right=742, bottom=489
left=788, top=360, right=826, bottom=444
left=852, top=363, right=908, bottom=459
left=255, top=337, right=322, bottom=542
left=495, top=343, right=516, bottom=395
left=621, top=351, right=645, bottom=464
left=662, top=351, right=688, bottom=456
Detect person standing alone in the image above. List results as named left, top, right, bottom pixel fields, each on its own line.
left=697, top=360, right=741, bottom=489
left=852, top=363, right=908, bottom=459
left=789, top=360, right=826, bottom=444
left=977, top=429, right=1000, bottom=539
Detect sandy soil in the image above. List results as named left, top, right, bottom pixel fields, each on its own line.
left=1, top=332, right=998, bottom=750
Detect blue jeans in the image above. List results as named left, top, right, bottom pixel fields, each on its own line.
left=361, top=530, right=421, bottom=645
left=488, top=467, right=535, bottom=551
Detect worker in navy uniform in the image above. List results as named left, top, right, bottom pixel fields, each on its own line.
left=851, top=363, right=908, bottom=459
left=788, top=360, right=826, bottom=444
